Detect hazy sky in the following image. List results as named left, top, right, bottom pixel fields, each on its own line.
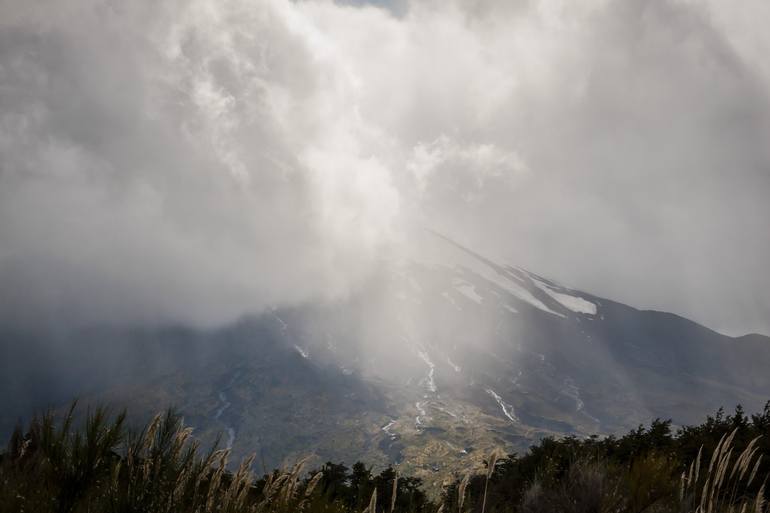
left=1, top=0, right=769, bottom=335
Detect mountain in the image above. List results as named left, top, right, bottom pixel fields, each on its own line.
left=2, top=233, right=769, bottom=491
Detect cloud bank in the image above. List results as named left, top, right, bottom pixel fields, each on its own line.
left=1, top=0, right=769, bottom=334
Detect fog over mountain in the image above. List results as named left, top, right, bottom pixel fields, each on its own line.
left=1, top=0, right=769, bottom=335
left=4, top=2, right=770, bottom=492
left=3, top=230, right=769, bottom=487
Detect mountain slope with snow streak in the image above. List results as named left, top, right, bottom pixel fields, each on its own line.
left=9, top=232, right=770, bottom=493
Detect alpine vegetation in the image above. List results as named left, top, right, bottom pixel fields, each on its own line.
left=3, top=402, right=770, bottom=513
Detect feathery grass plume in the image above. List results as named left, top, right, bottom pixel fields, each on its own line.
left=205, top=449, right=230, bottom=512
left=755, top=483, right=766, bottom=513
left=258, top=471, right=285, bottom=510
left=481, top=449, right=502, bottom=513
left=296, top=470, right=324, bottom=511
left=222, top=454, right=255, bottom=512
left=390, top=469, right=398, bottom=513
left=734, top=438, right=761, bottom=481
left=748, top=457, right=764, bottom=489
left=728, top=438, right=763, bottom=508
left=695, top=445, right=704, bottom=487
left=457, top=473, right=471, bottom=512
left=279, top=456, right=310, bottom=506
left=682, top=447, right=700, bottom=504
left=305, top=470, right=324, bottom=498
left=680, top=427, right=769, bottom=513
left=364, top=487, right=377, bottom=513
left=700, top=430, right=732, bottom=513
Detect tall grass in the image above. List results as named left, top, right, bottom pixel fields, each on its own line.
left=0, top=405, right=377, bottom=513
left=680, top=429, right=767, bottom=513
left=481, top=450, right=502, bottom=513
left=2, top=402, right=769, bottom=513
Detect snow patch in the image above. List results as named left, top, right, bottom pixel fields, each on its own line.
left=272, top=312, right=288, bottom=333
left=415, top=401, right=428, bottom=427
left=418, top=350, right=437, bottom=393
left=532, top=279, right=597, bottom=315
left=562, top=378, right=600, bottom=424
left=224, top=428, right=236, bottom=449
left=212, top=371, right=242, bottom=449
left=452, top=278, right=483, bottom=304
left=453, top=260, right=563, bottom=317
left=432, top=404, right=458, bottom=418
left=412, top=232, right=567, bottom=317
left=213, top=391, right=230, bottom=420
left=545, top=289, right=597, bottom=315
left=382, top=420, right=398, bottom=439
left=294, top=345, right=309, bottom=359
left=486, top=388, right=518, bottom=423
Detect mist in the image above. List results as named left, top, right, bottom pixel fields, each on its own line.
left=1, top=0, right=769, bottom=336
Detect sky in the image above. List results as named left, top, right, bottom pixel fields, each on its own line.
left=0, top=0, right=769, bottom=335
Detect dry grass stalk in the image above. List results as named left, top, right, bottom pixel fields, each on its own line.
left=390, top=470, right=398, bottom=513
left=481, top=449, right=502, bottom=513
left=363, top=488, right=377, bottom=513
left=457, top=473, right=470, bottom=512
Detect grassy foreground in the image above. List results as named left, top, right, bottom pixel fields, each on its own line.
left=1, top=402, right=769, bottom=513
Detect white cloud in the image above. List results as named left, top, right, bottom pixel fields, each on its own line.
left=0, top=0, right=401, bottom=328
left=407, top=136, right=529, bottom=202
left=0, top=0, right=768, bottom=334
